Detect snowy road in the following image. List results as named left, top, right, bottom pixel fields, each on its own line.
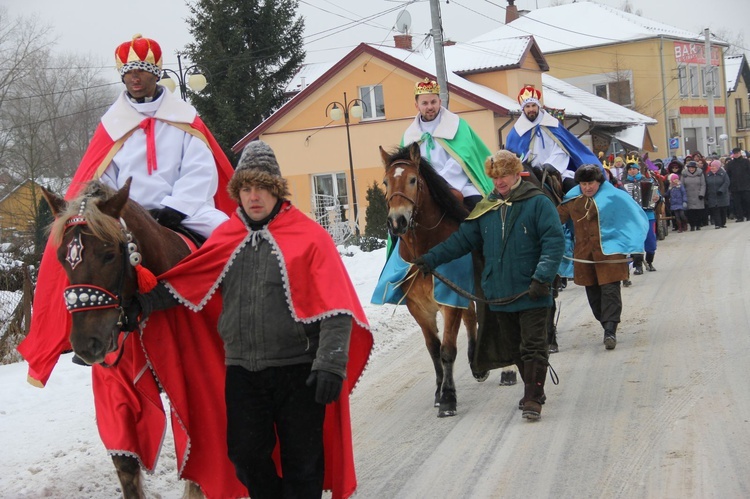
left=2, top=223, right=750, bottom=497
left=349, top=223, right=750, bottom=498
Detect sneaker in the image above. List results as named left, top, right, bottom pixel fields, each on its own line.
left=633, top=267, right=644, bottom=275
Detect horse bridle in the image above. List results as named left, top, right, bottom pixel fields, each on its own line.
left=386, top=158, right=447, bottom=233
left=61, top=199, right=143, bottom=367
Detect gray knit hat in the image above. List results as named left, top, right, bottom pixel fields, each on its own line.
left=228, top=141, right=290, bottom=201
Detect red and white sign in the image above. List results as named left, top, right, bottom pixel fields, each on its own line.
left=674, top=41, right=721, bottom=66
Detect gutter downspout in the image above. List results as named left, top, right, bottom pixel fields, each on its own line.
left=497, top=115, right=515, bottom=148
left=659, top=35, right=670, bottom=155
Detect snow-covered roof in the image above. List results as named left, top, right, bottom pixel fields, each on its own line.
left=468, top=1, right=726, bottom=55
left=373, top=44, right=520, bottom=111
left=285, top=61, right=335, bottom=94
left=725, top=55, right=744, bottom=94
left=444, top=36, right=542, bottom=74
left=541, top=76, right=656, bottom=126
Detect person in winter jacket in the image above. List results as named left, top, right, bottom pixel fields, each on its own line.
left=682, top=161, right=707, bottom=230
left=124, top=141, right=373, bottom=499
left=705, top=159, right=731, bottom=228
left=622, top=162, right=660, bottom=274
left=666, top=174, right=689, bottom=232
left=725, top=147, right=750, bottom=222
left=415, top=150, right=564, bottom=421
left=557, top=165, right=648, bottom=350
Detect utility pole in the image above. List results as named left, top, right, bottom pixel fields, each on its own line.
left=429, top=0, right=449, bottom=107
left=704, top=28, right=717, bottom=155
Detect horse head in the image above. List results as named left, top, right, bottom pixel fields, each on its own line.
left=380, top=142, right=424, bottom=237
left=43, top=179, right=142, bottom=365
left=380, top=142, right=468, bottom=240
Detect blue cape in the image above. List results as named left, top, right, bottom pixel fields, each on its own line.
left=506, top=119, right=601, bottom=171
left=562, top=181, right=649, bottom=256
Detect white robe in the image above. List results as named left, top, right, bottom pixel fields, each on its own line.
left=403, top=107, right=481, bottom=198
left=99, top=90, right=228, bottom=238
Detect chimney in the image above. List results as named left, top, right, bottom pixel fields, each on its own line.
left=506, top=0, right=519, bottom=24
left=394, top=34, right=413, bottom=50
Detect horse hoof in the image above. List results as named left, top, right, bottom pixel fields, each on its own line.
left=438, top=409, right=457, bottom=418
left=473, top=371, right=490, bottom=382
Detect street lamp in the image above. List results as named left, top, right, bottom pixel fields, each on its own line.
left=325, top=92, right=365, bottom=238
left=159, top=53, right=208, bottom=101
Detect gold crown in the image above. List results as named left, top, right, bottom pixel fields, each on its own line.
left=602, top=159, right=610, bottom=169
left=415, top=78, right=440, bottom=96
left=626, top=153, right=640, bottom=164
left=517, top=85, right=542, bottom=106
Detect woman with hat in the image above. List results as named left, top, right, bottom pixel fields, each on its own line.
left=682, top=160, right=707, bottom=231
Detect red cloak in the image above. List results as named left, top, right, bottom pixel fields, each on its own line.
left=17, top=114, right=247, bottom=498
left=159, top=205, right=373, bottom=499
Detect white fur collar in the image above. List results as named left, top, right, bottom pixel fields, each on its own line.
left=101, top=89, right=198, bottom=140
left=512, top=109, right=559, bottom=137
left=403, top=106, right=460, bottom=143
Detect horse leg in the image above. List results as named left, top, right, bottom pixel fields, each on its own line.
left=463, top=302, right=489, bottom=382
left=438, top=307, right=463, bottom=417
left=112, top=454, right=144, bottom=499
left=183, top=480, right=205, bottom=499
left=407, top=300, right=443, bottom=407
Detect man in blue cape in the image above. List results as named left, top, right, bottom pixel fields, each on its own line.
left=506, top=85, right=600, bottom=193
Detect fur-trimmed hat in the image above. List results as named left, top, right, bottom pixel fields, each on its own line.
left=517, top=85, right=542, bottom=107
left=115, top=34, right=163, bottom=78
left=228, top=141, right=290, bottom=202
left=485, top=150, right=523, bottom=178
left=574, top=164, right=605, bottom=184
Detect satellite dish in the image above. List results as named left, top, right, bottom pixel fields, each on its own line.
left=395, top=9, right=412, bottom=34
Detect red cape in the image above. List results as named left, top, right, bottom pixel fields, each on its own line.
left=18, top=117, right=247, bottom=498
left=159, top=205, right=373, bottom=499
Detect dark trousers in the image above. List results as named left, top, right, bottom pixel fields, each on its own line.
left=490, top=306, right=549, bottom=363
left=710, top=206, right=727, bottom=227
left=686, top=208, right=703, bottom=228
left=585, top=282, right=622, bottom=324
left=225, top=364, right=326, bottom=499
left=732, top=191, right=750, bottom=221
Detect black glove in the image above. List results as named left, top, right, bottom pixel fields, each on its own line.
left=413, top=256, right=432, bottom=276
left=305, top=370, right=343, bottom=404
left=121, top=298, right=143, bottom=332
left=150, top=207, right=187, bottom=230
left=698, top=195, right=704, bottom=200
left=528, top=279, right=550, bottom=300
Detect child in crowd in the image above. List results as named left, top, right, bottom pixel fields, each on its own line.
left=666, top=173, right=688, bottom=232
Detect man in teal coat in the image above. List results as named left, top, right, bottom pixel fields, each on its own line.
left=415, top=150, right=564, bottom=421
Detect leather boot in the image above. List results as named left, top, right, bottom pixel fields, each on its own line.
left=603, top=321, right=617, bottom=350
left=522, top=360, right=547, bottom=420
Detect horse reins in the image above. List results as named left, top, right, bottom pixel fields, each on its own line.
left=62, top=201, right=143, bottom=368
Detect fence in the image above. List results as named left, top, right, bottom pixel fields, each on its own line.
left=312, top=193, right=356, bottom=245
left=0, top=266, right=33, bottom=364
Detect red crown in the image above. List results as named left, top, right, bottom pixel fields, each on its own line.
left=115, top=34, right=163, bottom=76
left=415, top=77, right=440, bottom=96
left=517, top=85, right=542, bottom=106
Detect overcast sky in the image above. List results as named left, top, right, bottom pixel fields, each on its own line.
left=4, top=0, right=748, bottom=79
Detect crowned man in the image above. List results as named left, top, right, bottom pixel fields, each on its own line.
left=402, top=77, right=494, bottom=209
left=372, top=78, right=492, bottom=309
left=506, top=85, right=601, bottom=192
left=18, top=34, right=246, bottom=498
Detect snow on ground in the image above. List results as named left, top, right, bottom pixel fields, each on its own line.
left=0, top=246, right=415, bottom=498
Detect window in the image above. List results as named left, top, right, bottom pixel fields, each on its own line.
left=689, top=65, right=700, bottom=97
left=677, top=65, right=688, bottom=97
left=592, top=80, right=632, bottom=107
left=313, top=172, right=349, bottom=221
left=358, top=84, right=385, bottom=120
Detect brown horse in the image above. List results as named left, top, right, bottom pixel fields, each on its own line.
left=43, top=179, right=235, bottom=498
left=380, top=142, right=488, bottom=418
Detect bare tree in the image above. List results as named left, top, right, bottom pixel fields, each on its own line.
left=0, top=9, right=116, bottom=255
